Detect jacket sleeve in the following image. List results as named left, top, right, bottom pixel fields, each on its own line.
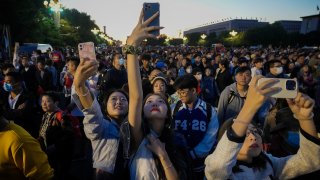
left=71, top=92, right=109, bottom=140
left=269, top=129, right=320, bottom=179
left=204, top=130, right=243, bottom=180
left=217, top=88, right=229, bottom=124
left=190, top=106, right=219, bottom=159
left=13, top=134, right=54, bottom=179
left=5, top=96, right=33, bottom=124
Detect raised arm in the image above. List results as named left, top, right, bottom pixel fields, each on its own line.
left=269, top=93, right=320, bottom=179
left=287, top=93, right=318, bottom=139
left=73, top=58, right=98, bottom=109
left=231, top=76, right=280, bottom=137
left=126, top=9, right=161, bottom=146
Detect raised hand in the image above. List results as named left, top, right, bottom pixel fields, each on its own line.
left=73, top=58, right=98, bottom=88
left=146, top=134, right=167, bottom=158
left=245, top=76, right=281, bottom=111
left=232, top=76, right=281, bottom=137
left=126, top=9, right=163, bottom=46
left=287, top=93, right=314, bottom=121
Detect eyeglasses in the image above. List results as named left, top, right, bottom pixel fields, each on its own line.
left=177, top=89, right=190, bottom=97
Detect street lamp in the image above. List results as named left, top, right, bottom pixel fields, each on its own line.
left=229, top=30, right=238, bottom=37
left=165, top=37, right=171, bottom=45
left=229, top=30, right=238, bottom=48
left=91, top=28, right=100, bottom=35
left=183, top=36, right=188, bottom=45
left=201, top=34, right=207, bottom=40
left=43, top=0, right=63, bottom=28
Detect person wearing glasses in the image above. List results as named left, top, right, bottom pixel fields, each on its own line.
left=171, top=74, right=220, bottom=179
left=205, top=76, right=320, bottom=179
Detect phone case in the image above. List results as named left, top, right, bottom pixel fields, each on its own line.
left=257, top=78, right=298, bottom=99
left=78, top=42, right=96, bottom=60
left=143, top=2, right=160, bottom=36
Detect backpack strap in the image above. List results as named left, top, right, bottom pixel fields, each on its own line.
left=173, top=100, right=183, bottom=119
left=227, top=90, right=236, bottom=105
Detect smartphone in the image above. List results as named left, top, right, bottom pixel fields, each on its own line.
left=143, top=2, right=160, bottom=36
left=257, top=78, right=298, bottom=99
left=78, top=42, right=96, bottom=60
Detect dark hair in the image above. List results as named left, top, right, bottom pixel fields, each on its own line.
left=67, top=57, right=80, bottom=68
left=45, top=59, right=54, bottom=66
left=111, top=53, right=121, bottom=63
left=103, top=89, right=129, bottom=120
left=1, top=63, right=14, bottom=71
left=238, top=59, right=248, bottom=66
left=5, top=71, right=23, bottom=83
left=218, top=119, right=268, bottom=173
left=173, top=74, right=198, bottom=90
left=0, top=97, right=4, bottom=117
left=192, top=67, right=202, bottom=75
left=41, top=91, right=60, bottom=103
left=142, top=93, right=187, bottom=179
left=268, top=59, right=281, bottom=68
left=141, top=54, right=151, bottom=61
left=219, top=59, right=229, bottom=68
left=234, top=66, right=251, bottom=75
left=253, top=58, right=264, bottom=64
left=36, top=57, right=46, bottom=65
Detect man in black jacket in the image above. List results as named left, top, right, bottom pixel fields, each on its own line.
left=98, top=53, right=127, bottom=102
left=1, top=72, right=38, bottom=137
left=19, top=56, right=38, bottom=94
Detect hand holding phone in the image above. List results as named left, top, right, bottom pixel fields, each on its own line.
left=78, top=42, right=96, bottom=61
left=257, top=78, right=298, bottom=98
left=143, top=2, right=160, bottom=36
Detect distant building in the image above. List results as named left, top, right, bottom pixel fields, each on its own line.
left=184, top=19, right=268, bottom=36
left=275, top=20, right=302, bottom=33
left=300, top=14, right=320, bottom=34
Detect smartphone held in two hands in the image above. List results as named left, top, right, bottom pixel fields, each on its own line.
left=257, top=78, right=298, bottom=99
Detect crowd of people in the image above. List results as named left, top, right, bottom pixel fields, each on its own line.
left=1, top=10, right=320, bottom=180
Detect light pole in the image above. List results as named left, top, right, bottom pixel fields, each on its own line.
left=43, top=0, right=63, bottom=28
left=229, top=30, right=238, bottom=48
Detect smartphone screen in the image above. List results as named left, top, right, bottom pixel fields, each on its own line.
left=78, top=42, right=96, bottom=61
left=143, top=2, right=160, bottom=36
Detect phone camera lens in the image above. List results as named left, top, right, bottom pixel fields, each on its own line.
left=286, top=80, right=296, bottom=90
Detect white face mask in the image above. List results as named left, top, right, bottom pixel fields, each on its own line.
left=274, top=67, right=283, bottom=75
left=186, top=68, right=192, bottom=73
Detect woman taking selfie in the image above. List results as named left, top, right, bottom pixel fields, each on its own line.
left=205, top=76, right=320, bottom=179
left=73, top=53, right=129, bottom=179
left=125, top=9, right=187, bottom=180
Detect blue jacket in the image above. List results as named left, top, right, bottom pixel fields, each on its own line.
left=171, top=98, right=220, bottom=160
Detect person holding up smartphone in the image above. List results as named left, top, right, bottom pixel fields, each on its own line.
left=205, top=76, right=320, bottom=180
left=125, top=8, right=188, bottom=180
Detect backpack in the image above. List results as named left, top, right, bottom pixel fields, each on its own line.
left=56, top=110, right=82, bottom=138
left=173, top=100, right=212, bottom=122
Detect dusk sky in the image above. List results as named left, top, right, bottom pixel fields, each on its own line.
left=62, top=0, right=320, bottom=41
